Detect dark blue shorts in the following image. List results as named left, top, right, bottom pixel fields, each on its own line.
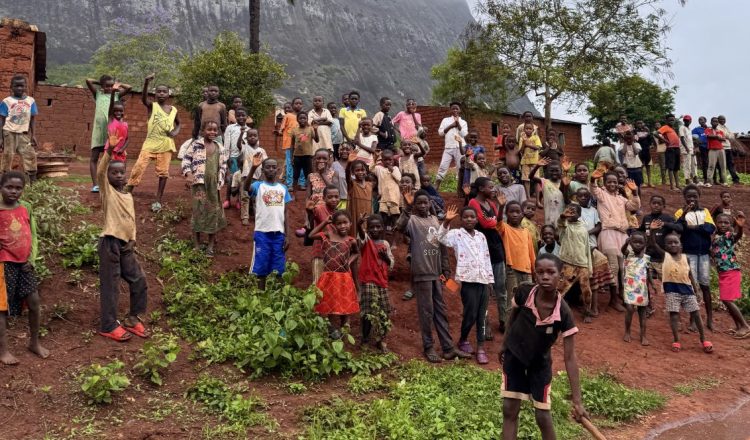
left=251, top=231, right=286, bottom=277
left=501, top=350, right=553, bottom=410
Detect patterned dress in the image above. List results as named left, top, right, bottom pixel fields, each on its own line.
left=191, top=144, right=227, bottom=233
left=623, top=254, right=650, bottom=306
left=315, top=236, right=360, bottom=315
left=308, top=169, right=336, bottom=207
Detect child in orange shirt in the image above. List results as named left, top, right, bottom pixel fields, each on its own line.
left=280, top=97, right=304, bottom=188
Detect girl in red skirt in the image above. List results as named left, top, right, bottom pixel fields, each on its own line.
left=309, top=210, right=360, bottom=339
left=711, top=212, right=750, bottom=338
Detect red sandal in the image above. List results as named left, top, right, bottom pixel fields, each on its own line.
left=671, top=342, right=681, bottom=352
left=99, top=325, right=132, bottom=342
left=702, top=341, right=714, bottom=353
left=123, top=320, right=149, bottom=338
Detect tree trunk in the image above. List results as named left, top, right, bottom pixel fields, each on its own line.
left=544, top=95, right=553, bottom=135
left=249, top=0, right=260, bottom=53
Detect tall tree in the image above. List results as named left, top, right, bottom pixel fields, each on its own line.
left=479, top=0, right=672, bottom=132
left=586, top=75, right=676, bottom=141
left=249, top=0, right=294, bottom=53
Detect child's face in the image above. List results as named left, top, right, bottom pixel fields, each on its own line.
left=475, top=152, right=486, bottom=167
left=10, top=79, right=26, bottom=97
left=479, top=181, right=493, bottom=198
left=575, top=164, right=589, bottom=182
left=523, top=113, right=533, bottom=124
left=450, top=104, right=461, bottom=117
left=262, top=159, right=278, bottom=180
left=113, top=103, right=124, bottom=121
left=283, top=102, right=292, bottom=113
left=406, top=100, right=417, bottom=113
left=297, top=113, right=308, bottom=127
left=630, top=235, right=647, bottom=254
left=236, top=110, right=248, bottom=126
left=353, top=163, right=367, bottom=181
left=313, top=96, right=323, bottom=109
left=501, top=124, right=511, bottom=136
left=523, top=202, right=536, bottom=219
left=615, top=168, right=627, bottom=184
left=716, top=215, right=732, bottom=234
left=204, top=123, right=219, bottom=141
left=0, top=177, right=24, bottom=204
left=506, top=136, right=517, bottom=149
left=467, top=132, right=478, bottom=145
left=650, top=198, right=664, bottom=215
left=292, top=99, right=303, bottom=112
left=399, top=176, right=414, bottom=193
left=711, top=118, right=719, bottom=128
left=401, top=143, right=412, bottom=155
left=461, top=209, right=477, bottom=230
left=414, top=195, right=431, bottom=217
left=324, top=189, right=340, bottom=209
left=420, top=175, right=431, bottom=188
left=542, top=228, right=555, bottom=245
left=507, top=204, right=523, bottom=226
left=338, top=143, right=351, bottom=160
left=327, top=102, right=337, bottom=115
left=381, top=99, right=391, bottom=112
left=349, top=94, right=360, bottom=107
left=534, top=259, right=561, bottom=292
left=664, top=234, right=682, bottom=254
left=721, top=192, right=732, bottom=206
left=155, top=85, right=170, bottom=102
left=367, top=219, right=384, bottom=239
left=624, top=132, right=634, bottom=143
left=576, top=189, right=591, bottom=207
left=497, top=168, right=511, bottom=185
left=247, top=129, right=259, bottom=145
left=232, top=97, right=243, bottom=109
left=101, top=79, right=115, bottom=94
left=684, top=189, right=699, bottom=210
left=342, top=95, right=350, bottom=106
left=605, top=174, right=618, bottom=192
left=206, top=86, right=219, bottom=102
left=201, top=87, right=209, bottom=100
left=314, top=151, right=329, bottom=171
left=547, top=164, right=561, bottom=181
left=107, top=162, right=127, bottom=189
left=523, top=125, right=533, bottom=137
left=381, top=152, right=394, bottom=168
left=333, top=215, right=351, bottom=236
left=360, top=120, right=372, bottom=133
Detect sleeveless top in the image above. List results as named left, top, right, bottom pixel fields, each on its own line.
left=143, top=102, right=178, bottom=153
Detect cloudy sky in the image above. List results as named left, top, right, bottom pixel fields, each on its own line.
left=466, top=0, right=749, bottom=142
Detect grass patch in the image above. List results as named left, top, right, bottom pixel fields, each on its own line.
left=49, top=174, right=92, bottom=184
left=673, top=377, right=722, bottom=396
left=303, top=361, right=666, bottom=440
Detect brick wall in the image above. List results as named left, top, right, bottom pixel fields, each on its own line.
left=0, top=24, right=37, bottom=95
left=416, top=106, right=587, bottom=167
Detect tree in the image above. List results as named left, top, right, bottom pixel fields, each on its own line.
left=431, top=25, right=511, bottom=119
left=479, top=0, right=672, bottom=132
left=175, top=32, right=287, bottom=124
left=586, top=75, right=676, bottom=141
left=249, top=0, right=295, bottom=53
left=91, top=12, right=181, bottom=87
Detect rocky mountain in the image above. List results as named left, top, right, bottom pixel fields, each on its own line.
left=2, top=0, right=537, bottom=113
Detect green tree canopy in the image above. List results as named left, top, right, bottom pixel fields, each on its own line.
left=175, top=32, right=287, bottom=124
left=431, top=26, right=511, bottom=118
left=479, top=0, right=672, bottom=131
left=587, top=75, right=676, bottom=141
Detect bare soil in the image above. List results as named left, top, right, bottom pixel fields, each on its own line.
left=2, top=160, right=750, bottom=439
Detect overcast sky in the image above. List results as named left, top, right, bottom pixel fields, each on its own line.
left=466, top=0, right=749, bottom=142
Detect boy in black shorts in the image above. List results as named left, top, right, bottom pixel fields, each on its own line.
left=500, top=254, right=588, bottom=439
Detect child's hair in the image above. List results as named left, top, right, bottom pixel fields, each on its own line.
left=360, top=117, right=373, bottom=125
left=521, top=199, right=536, bottom=209
left=682, top=184, right=700, bottom=196
left=650, top=194, right=665, bottom=204
left=536, top=253, right=563, bottom=271
left=474, top=176, right=493, bottom=191
left=379, top=96, right=390, bottom=105
left=522, top=110, right=533, bottom=118
left=10, top=74, right=26, bottom=85
left=367, top=213, right=384, bottom=226
left=719, top=189, right=731, bottom=198
left=414, top=189, right=430, bottom=201
left=575, top=163, right=589, bottom=171
left=350, top=160, right=367, bottom=172
left=292, top=97, right=303, bottom=104
left=380, top=148, right=394, bottom=158
left=715, top=212, right=733, bottom=224
left=665, top=231, right=681, bottom=241
left=331, top=210, right=351, bottom=223
left=200, top=120, right=219, bottom=132
left=603, top=171, right=619, bottom=182
left=323, top=185, right=339, bottom=197
left=314, top=148, right=330, bottom=157
left=235, top=106, right=248, bottom=115
left=630, top=230, right=647, bottom=240
left=524, top=122, right=534, bottom=129
left=0, top=170, right=26, bottom=186
left=348, top=90, right=360, bottom=99
left=401, top=172, right=417, bottom=185
left=540, top=224, right=556, bottom=236
left=461, top=206, right=477, bottom=217
left=99, top=74, right=113, bottom=84
left=449, top=101, right=461, bottom=108
left=506, top=200, right=522, bottom=213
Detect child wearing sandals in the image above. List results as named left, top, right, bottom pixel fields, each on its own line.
left=711, top=212, right=750, bottom=338
left=438, top=204, right=495, bottom=365
left=357, top=214, right=394, bottom=352
left=309, top=210, right=360, bottom=340
left=621, top=231, right=651, bottom=346
left=648, top=221, right=713, bottom=354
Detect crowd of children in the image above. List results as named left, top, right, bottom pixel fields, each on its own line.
left=5, top=75, right=750, bottom=439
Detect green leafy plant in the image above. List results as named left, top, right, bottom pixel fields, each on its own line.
left=59, top=222, right=102, bottom=268
left=187, top=374, right=276, bottom=432
left=285, top=382, right=308, bottom=395
left=134, top=331, right=181, bottom=386
left=76, top=360, right=130, bottom=404
left=673, top=377, right=721, bottom=396
left=347, top=373, right=388, bottom=396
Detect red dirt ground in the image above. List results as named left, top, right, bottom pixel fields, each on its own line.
left=2, top=160, right=750, bottom=439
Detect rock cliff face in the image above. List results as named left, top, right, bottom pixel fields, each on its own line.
left=1, top=0, right=481, bottom=110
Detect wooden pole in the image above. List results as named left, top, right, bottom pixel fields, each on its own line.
left=579, top=417, right=608, bottom=440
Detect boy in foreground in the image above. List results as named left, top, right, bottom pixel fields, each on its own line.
left=500, top=253, right=588, bottom=439
left=0, top=75, right=38, bottom=181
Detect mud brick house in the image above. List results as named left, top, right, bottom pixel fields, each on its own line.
left=0, top=18, right=46, bottom=95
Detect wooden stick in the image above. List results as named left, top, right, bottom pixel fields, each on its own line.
left=580, top=417, right=607, bottom=440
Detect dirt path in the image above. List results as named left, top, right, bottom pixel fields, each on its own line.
left=2, top=160, right=750, bottom=439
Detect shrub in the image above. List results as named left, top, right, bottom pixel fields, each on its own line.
left=60, top=222, right=102, bottom=268
left=347, top=373, right=388, bottom=396
left=134, top=331, right=181, bottom=386
left=187, top=375, right=276, bottom=432
left=77, top=360, right=130, bottom=405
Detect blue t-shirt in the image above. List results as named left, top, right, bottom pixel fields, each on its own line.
left=691, top=126, right=707, bottom=150
left=249, top=180, right=292, bottom=233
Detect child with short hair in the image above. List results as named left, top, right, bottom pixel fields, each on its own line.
left=648, top=222, right=713, bottom=353
left=503, top=135, right=522, bottom=183
left=576, top=187, right=610, bottom=316
left=438, top=204, right=495, bottom=365
left=331, top=142, right=350, bottom=209
left=711, top=212, right=750, bottom=338
left=346, top=160, right=373, bottom=236
left=494, top=167, right=526, bottom=217
left=415, top=130, right=431, bottom=178
left=328, top=102, right=343, bottom=159
left=399, top=142, right=423, bottom=189
left=104, top=86, right=128, bottom=163
left=309, top=210, right=360, bottom=339
left=519, top=122, right=542, bottom=197
left=621, top=231, right=651, bottom=345
left=711, top=190, right=736, bottom=221
left=245, top=158, right=291, bottom=289
left=227, top=96, right=244, bottom=124
left=501, top=254, right=587, bottom=439
left=339, top=91, right=367, bottom=142
left=674, top=185, right=716, bottom=330
left=556, top=204, right=595, bottom=321
left=0, top=75, right=38, bottom=182
left=280, top=98, right=304, bottom=187
left=372, top=97, right=396, bottom=151
left=591, top=139, right=617, bottom=179
left=86, top=75, right=132, bottom=192
left=463, top=151, right=495, bottom=193
left=353, top=118, right=378, bottom=168
left=372, top=149, right=402, bottom=235
left=191, top=85, right=227, bottom=141
left=96, top=143, right=148, bottom=342
left=181, top=121, right=228, bottom=256
left=237, top=127, right=267, bottom=225
left=567, top=163, right=589, bottom=199
left=291, top=113, right=320, bottom=192
left=0, top=171, right=48, bottom=364
left=402, top=190, right=470, bottom=362
left=537, top=224, right=559, bottom=256
left=223, top=106, right=253, bottom=210
left=357, top=214, right=394, bottom=352
left=540, top=130, right=564, bottom=162
left=419, top=174, right=445, bottom=216
left=529, top=158, right=568, bottom=227
left=618, top=130, right=643, bottom=189
left=495, top=197, right=537, bottom=303
left=520, top=200, right=540, bottom=247
left=638, top=195, right=679, bottom=315
left=126, top=74, right=180, bottom=212
left=392, top=98, right=423, bottom=143
left=308, top=95, right=334, bottom=151
left=494, top=122, right=511, bottom=165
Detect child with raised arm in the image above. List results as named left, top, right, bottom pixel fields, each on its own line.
left=307, top=149, right=337, bottom=207
left=0, top=171, right=48, bottom=364
left=399, top=141, right=423, bottom=189
left=126, top=74, right=179, bottom=212
left=649, top=221, right=713, bottom=353
left=556, top=204, right=595, bottom=322
left=529, top=157, right=568, bottom=227
left=245, top=158, right=291, bottom=289
left=519, top=122, right=542, bottom=197
left=494, top=167, right=526, bottom=218
left=104, top=86, right=128, bottom=162
left=711, top=212, right=750, bottom=338
left=236, top=126, right=267, bottom=225
left=495, top=197, right=537, bottom=303
left=223, top=106, right=254, bottom=211
left=438, top=204, right=494, bottom=365
left=290, top=112, right=320, bottom=193
left=638, top=195, right=680, bottom=316
left=86, top=75, right=132, bottom=192
left=0, top=75, right=39, bottom=182
left=309, top=210, right=360, bottom=340
left=352, top=118, right=378, bottom=168
left=501, top=254, right=588, bottom=439
left=621, top=231, right=651, bottom=346
left=357, top=214, right=394, bottom=352
left=181, top=121, right=228, bottom=256
left=401, top=190, right=470, bottom=362
left=371, top=97, right=396, bottom=151
left=392, top=98, right=423, bottom=143
left=96, top=143, right=148, bottom=342
left=576, top=187, right=609, bottom=317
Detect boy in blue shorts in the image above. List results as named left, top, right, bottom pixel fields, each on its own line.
left=245, top=157, right=291, bottom=289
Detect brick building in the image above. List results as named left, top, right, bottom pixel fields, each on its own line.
left=0, top=18, right=46, bottom=95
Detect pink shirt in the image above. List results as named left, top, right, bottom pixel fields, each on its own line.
left=592, top=186, right=640, bottom=232
left=105, top=118, right=128, bottom=161
left=392, top=111, right=422, bottom=141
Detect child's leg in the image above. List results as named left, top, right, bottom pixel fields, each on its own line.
left=98, top=237, right=123, bottom=333
left=501, top=399, right=522, bottom=440
left=207, top=233, right=216, bottom=254
left=120, top=243, right=148, bottom=325
left=459, top=282, right=480, bottom=345
left=492, top=263, right=508, bottom=329
left=624, top=304, right=634, bottom=342
left=125, top=150, right=151, bottom=190
left=157, top=177, right=168, bottom=203
left=669, top=312, right=680, bottom=343
left=637, top=306, right=649, bottom=346
left=89, top=147, right=103, bottom=186
left=26, top=288, right=49, bottom=358
left=579, top=269, right=594, bottom=323
left=723, top=300, right=750, bottom=334
left=534, top=409, right=555, bottom=440
left=285, top=149, right=294, bottom=187
left=690, top=310, right=706, bottom=343
left=644, top=163, right=651, bottom=186
left=193, top=232, right=201, bottom=248
left=0, top=313, right=18, bottom=365
left=699, top=284, right=713, bottom=330
left=361, top=316, right=372, bottom=342
left=475, top=284, right=489, bottom=349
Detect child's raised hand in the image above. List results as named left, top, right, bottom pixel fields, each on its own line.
left=591, top=168, right=604, bottom=180
left=626, top=179, right=638, bottom=191
left=736, top=212, right=746, bottom=227
left=252, top=152, right=263, bottom=167
left=496, top=192, right=507, bottom=206
left=537, top=157, right=551, bottom=168
left=561, top=156, right=573, bottom=171
left=305, top=199, right=316, bottom=212
left=649, top=219, right=664, bottom=230
left=561, top=174, right=571, bottom=186
left=145, top=73, right=156, bottom=81
left=561, top=206, right=576, bottom=219
left=358, top=212, right=368, bottom=225
left=462, top=184, right=471, bottom=196
left=445, top=204, right=459, bottom=223
left=403, top=190, right=414, bottom=206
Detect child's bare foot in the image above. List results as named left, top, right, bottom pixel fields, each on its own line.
left=688, top=323, right=698, bottom=333
left=584, top=315, right=593, bottom=324
left=28, top=342, right=50, bottom=359
left=0, top=350, right=19, bottom=365
left=609, top=300, right=625, bottom=312
left=623, top=333, right=631, bottom=343
left=641, top=336, right=650, bottom=346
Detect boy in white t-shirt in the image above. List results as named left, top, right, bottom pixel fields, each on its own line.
left=0, top=75, right=39, bottom=180
left=232, top=127, right=267, bottom=225
left=244, top=158, right=291, bottom=289
left=353, top=117, right=378, bottom=168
